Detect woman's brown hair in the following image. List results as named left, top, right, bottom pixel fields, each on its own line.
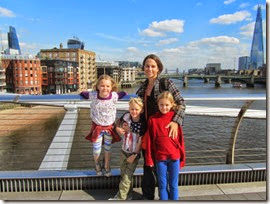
left=142, top=54, right=164, bottom=74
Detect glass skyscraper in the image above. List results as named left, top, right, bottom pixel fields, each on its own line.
left=249, top=5, right=264, bottom=69
left=7, top=26, right=21, bottom=54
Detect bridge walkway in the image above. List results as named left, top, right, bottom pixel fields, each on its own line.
left=0, top=181, right=266, bottom=200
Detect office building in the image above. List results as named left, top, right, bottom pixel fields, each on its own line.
left=7, top=26, right=21, bottom=55
left=67, top=37, right=85, bottom=49
left=96, top=61, right=119, bottom=81
left=238, top=56, right=250, bottom=70
left=250, top=5, right=264, bottom=69
left=205, top=63, right=221, bottom=75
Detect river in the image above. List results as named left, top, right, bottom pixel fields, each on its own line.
left=0, top=79, right=266, bottom=170
left=118, top=79, right=267, bottom=166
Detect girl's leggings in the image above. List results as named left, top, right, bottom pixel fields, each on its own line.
left=93, top=130, right=113, bottom=156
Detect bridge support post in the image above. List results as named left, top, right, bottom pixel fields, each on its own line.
left=246, top=76, right=255, bottom=88
left=183, top=75, right=188, bottom=87
left=215, top=76, right=221, bottom=87
left=226, top=100, right=254, bottom=164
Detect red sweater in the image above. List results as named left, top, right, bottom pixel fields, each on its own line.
left=145, top=111, right=185, bottom=168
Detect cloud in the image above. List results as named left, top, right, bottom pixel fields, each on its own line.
left=210, top=11, right=251, bottom=24
left=189, top=36, right=240, bottom=46
left=0, top=7, right=16, bottom=17
left=127, top=47, right=139, bottom=52
left=140, top=19, right=184, bottom=37
left=240, top=20, right=266, bottom=38
left=157, top=38, right=178, bottom=46
left=158, top=35, right=243, bottom=69
left=224, top=0, right=235, bottom=5
left=95, top=33, right=131, bottom=42
left=253, top=5, right=266, bottom=11
left=239, top=3, right=250, bottom=8
left=140, top=28, right=165, bottom=37
left=240, top=22, right=254, bottom=37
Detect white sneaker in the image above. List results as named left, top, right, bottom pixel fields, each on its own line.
left=104, top=169, right=112, bottom=177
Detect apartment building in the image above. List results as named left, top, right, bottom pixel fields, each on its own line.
left=1, top=55, right=42, bottom=95
left=39, top=44, right=96, bottom=91
left=41, top=59, right=79, bottom=94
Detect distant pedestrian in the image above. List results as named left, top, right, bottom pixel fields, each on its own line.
left=109, top=97, right=146, bottom=200
left=144, top=91, right=185, bottom=200
left=136, top=54, right=186, bottom=200
left=80, top=74, right=126, bottom=177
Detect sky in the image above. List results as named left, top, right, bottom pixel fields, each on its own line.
left=0, top=0, right=267, bottom=72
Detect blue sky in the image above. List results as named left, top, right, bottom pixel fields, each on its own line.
left=0, top=0, right=267, bottom=71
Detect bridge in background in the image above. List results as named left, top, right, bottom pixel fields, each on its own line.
left=136, top=74, right=266, bottom=87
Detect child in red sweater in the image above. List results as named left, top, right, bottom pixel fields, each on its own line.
left=145, top=91, right=185, bottom=200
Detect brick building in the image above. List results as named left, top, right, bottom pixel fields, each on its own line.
left=39, top=45, right=96, bottom=91
left=1, top=55, right=42, bottom=95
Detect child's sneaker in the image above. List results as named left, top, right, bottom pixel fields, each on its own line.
left=104, top=169, right=112, bottom=177
left=95, top=162, right=102, bottom=176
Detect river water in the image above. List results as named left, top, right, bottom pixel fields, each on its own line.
left=117, top=79, right=267, bottom=166
left=0, top=79, right=266, bottom=171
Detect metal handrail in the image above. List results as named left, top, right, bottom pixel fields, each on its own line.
left=0, top=93, right=266, bottom=169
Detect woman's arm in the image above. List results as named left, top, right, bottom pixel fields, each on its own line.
left=165, top=79, right=186, bottom=138
left=167, top=79, right=186, bottom=126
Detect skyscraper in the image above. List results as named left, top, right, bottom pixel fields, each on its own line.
left=238, top=56, right=250, bottom=70
left=7, top=26, right=21, bottom=54
left=67, top=36, right=84, bottom=49
left=249, top=5, right=264, bottom=70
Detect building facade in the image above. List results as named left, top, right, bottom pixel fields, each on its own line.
left=39, top=46, right=96, bottom=91
left=205, top=63, right=221, bottom=75
left=41, top=59, right=79, bottom=94
left=96, top=61, right=119, bottom=82
left=238, top=56, right=250, bottom=70
left=1, top=55, right=42, bottom=94
left=0, top=56, right=6, bottom=92
left=250, top=5, right=264, bottom=70
left=67, top=37, right=85, bottom=49
left=120, top=67, right=137, bottom=88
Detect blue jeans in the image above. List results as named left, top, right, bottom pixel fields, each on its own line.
left=156, top=159, right=180, bottom=200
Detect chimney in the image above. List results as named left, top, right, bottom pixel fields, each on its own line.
left=60, top=43, right=63, bottom=49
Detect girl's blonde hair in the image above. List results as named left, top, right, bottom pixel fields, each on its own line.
left=95, top=74, right=118, bottom=92
left=129, top=97, right=144, bottom=110
left=157, top=91, right=179, bottom=111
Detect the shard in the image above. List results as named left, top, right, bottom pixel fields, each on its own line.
left=249, top=5, right=264, bottom=69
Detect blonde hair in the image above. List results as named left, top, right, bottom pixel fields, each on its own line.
left=95, top=74, right=118, bottom=92
left=129, top=97, right=144, bottom=110
left=157, top=91, right=179, bottom=111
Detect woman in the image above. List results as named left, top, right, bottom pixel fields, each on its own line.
left=136, top=54, right=186, bottom=200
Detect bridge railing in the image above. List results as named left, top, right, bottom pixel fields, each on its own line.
left=0, top=93, right=266, bottom=171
